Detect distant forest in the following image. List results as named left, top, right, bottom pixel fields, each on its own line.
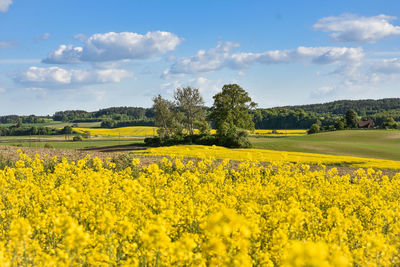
left=2, top=98, right=400, bottom=130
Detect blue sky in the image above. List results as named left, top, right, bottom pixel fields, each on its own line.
left=0, top=0, right=400, bottom=115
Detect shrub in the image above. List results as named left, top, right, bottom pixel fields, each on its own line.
left=72, top=135, right=83, bottom=141
left=44, top=143, right=54, bottom=149
left=144, top=137, right=161, bottom=147
left=307, top=123, right=320, bottom=134
left=218, top=129, right=252, bottom=148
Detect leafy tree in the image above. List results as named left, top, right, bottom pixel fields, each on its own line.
left=208, top=84, right=256, bottom=147
left=152, top=94, right=183, bottom=139
left=174, top=87, right=208, bottom=135
left=335, top=120, right=345, bottom=130
left=307, top=123, right=320, bottom=134
left=382, top=117, right=397, bottom=129
left=61, top=126, right=73, bottom=134
left=345, top=109, right=359, bottom=128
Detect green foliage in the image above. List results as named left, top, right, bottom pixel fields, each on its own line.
left=44, top=143, right=54, bottom=148
left=335, top=120, right=345, bottom=130
left=152, top=94, right=184, bottom=139
left=174, top=87, right=208, bottom=135
left=0, top=125, right=61, bottom=136
left=253, top=108, right=320, bottom=129
left=209, top=84, right=257, bottom=134
left=100, top=119, right=154, bottom=128
left=61, top=126, right=73, bottom=134
left=382, top=117, right=398, bottom=129
left=307, top=123, right=320, bottom=134
left=345, top=109, right=359, bottom=128
left=208, top=84, right=256, bottom=148
left=218, top=129, right=252, bottom=148
left=72, top=135, right=83, bottom=141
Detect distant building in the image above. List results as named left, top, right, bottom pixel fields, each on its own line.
left=358, top=120, right=374, bottom=129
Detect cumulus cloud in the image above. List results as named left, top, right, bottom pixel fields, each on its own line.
left=42, top=45, right=83, bottom=64
left=163, top=43, right=364, bottom=78
left=0, top=0, right=12, bottom=13
left=313, top=14, right=400, bottom=43
left=43, top=31, right=181, bottom=64
left=16, top=66, right=132, bottom=87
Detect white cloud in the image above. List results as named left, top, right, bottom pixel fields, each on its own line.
left=313, top=14, right=400, bottom=43
left=162, top=42, right=239, bottom=78
left=189, top=76, right=221, bottom=94
left=0, top=87, right=5, bottom=93
left=371, top=58, right=400, bottom=74
left=163, top=43, right=364, bottom=78
left=16, top=66, right=132, bottom=87
left=158, top=76, right=223, bottom=103
left=230, top=46, right=364, bottom=66
left=311, top=86, right=335, bottom=98
left=0, top=0, right=12, bottom=13
left=43, top=45, right=83, bottom=64
left=43, top=31, right=181, bottom=64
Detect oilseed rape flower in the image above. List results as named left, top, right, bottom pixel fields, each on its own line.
left=0, top=151, right=400, bottom=265
left=138, top=144, right=400, bottom=170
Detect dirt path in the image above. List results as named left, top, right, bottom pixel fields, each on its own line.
left=81, top=144, right=147, bottom=153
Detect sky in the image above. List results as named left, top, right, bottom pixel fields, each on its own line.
left=0, top=0, right=400, bottom=115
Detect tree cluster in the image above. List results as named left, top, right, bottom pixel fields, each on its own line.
left=0, top=125, right=66, bottom=136
left=147, top=84, right=256, bottom=148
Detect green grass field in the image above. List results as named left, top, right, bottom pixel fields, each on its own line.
left=251, top=129, right=400, bottom=161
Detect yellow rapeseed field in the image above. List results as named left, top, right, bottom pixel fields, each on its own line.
left=74, top=126, right=157, bottom=137
left=137, top=145, right=400, bottom=170
left=73, top=126, right=305, bottom=137
left=1, top=150, right=400, bottom=265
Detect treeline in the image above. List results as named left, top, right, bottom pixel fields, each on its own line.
left=285, top=98, right=400, bottom=115
left=100, top=119, right=154, bottom=128
left=0, top=115, right=49, bottom=124
left=0, top=125, right=69, bottom=136
left=254, top=98, right=400, bottom=129
left=53, top=107, right=154, bottom=125
left=253, top=108, right=323, bottom=129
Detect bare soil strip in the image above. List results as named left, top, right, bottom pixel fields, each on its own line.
left=81, top=144, right=147, bottom=153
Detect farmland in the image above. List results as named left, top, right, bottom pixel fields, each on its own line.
left=251, top=130, right=400, bottom=161
left=0, top=149, right=399, bottom=265
left=1, top=128, right=400, bottom=265
left=1, top=123, right=400, bottom=266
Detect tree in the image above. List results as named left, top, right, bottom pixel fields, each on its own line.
left=174, top=87, right=208, bottom=135
left=208, top=84, right=257, bottom=147
left=345, top=109, right=358, bottom=128
left=382, top=117, right=397, bottom=129
left=61, top=126, right=73, bottom=134
left=152, top=94, right=183, bottom=139
left=307, top=123, right=320, bottom=134
left=335, top=120, right=345, bottom=130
